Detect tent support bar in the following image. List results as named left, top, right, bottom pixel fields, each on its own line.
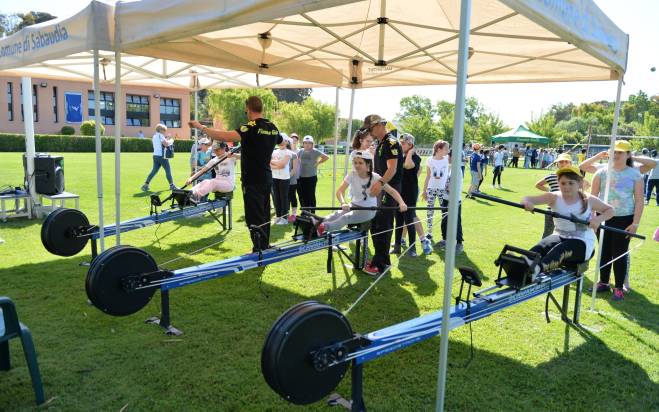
left=114, top=48, right=122, bottom=246
left=21, top=76, right=37, bottom=212
left=93, top=49, right=105, bottom=252
left=590, top=75, right=624, bottom=311
left=332, top=87, right=340, bottom=207
left=344, top=87, right=356, bottom=177
left=436, top=0, right=471, bottom=410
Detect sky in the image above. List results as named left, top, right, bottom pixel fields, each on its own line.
left=1, top=0, right=657, bottom=127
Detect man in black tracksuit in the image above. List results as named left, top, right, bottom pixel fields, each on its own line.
left=189, top=96, right=281, bottom=251
left=362, top=114, right=403, bottom=275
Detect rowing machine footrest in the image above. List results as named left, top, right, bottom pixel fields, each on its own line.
left=458, top=266, right=482, bottom=287
left=294, top=213, right=320, bottom=242
left=171, top=189, right=196, bottom=208
left=495, top=245, right=541, bottom=290
left=150, top=194, right=163, bottom=207
left=213, top=191, right=233, bottom=201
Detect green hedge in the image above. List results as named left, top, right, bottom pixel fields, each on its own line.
left=0, top=133, right=194, bottom=153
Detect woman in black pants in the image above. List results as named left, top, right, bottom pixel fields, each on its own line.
left=296, top=135, right=329, bottom=213
left=590, top=140, right=645, bottom=300
left=270, top=136, right=293, bottom=225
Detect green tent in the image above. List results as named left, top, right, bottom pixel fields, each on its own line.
left=491, top=125, right=549, bottom=145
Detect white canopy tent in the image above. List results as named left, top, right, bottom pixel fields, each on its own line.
left=0, top=0, right=628, bottom=409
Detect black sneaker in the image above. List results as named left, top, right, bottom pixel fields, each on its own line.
left=405, top=249, right=418, bottom=257
left=390, top=244, right=402, bottom=254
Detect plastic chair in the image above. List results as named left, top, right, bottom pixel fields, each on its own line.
left=0, top=297, right=45, bottom=405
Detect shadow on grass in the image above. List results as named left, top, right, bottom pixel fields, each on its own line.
left=436, top=249, right=489, bottom=281
left=0, top=249, right=656, bottom=411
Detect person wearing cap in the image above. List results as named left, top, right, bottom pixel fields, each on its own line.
left=311, top=150, right=406, bottom=236
left=296, top=135, right=329, bottom=213
left=466, top=143, right=482, bottom=198
left=288, top=133, right=301, bottom=221
left=645, top=149, right=659, bottom=206
left=194, top=137, right=213, bottom=181
left=391, top=133, right=431, bottom=256
left=492, top=145, right=506, bottom=189
left=188, top=96, right=282, bottom=252
left=360, top=114, right=404, bottom=275
left=589, top=140, right=646, bottom=300
left=185, top=140, right=238, bottom=200
left=271, top=134, right=295, bottom=225
left=520, top=166, right=614, bottom=278
left=535, top=152, right=574, bottom=238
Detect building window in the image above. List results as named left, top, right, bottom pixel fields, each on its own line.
left=19, top=84, right=39, bottom=122
left=160, top=98, right=181, bottom=128
left=53, top=86, right=58, bottom=123
left=88, top=90, right=115, bottom=125
left=7, top=82, right=13, bottom=121
left=126, top=94, right=150, bottom=127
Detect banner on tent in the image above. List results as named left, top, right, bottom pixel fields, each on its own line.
left=65, top=92, right=83, bottom=123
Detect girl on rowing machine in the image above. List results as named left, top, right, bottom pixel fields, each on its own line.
left=185, top=141, right=238, bottom=201
left=520, top=166, right=614, bottom=275
left=313, top=150, right=407, bottom=236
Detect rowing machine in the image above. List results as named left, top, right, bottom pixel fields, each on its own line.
left=261, top=246, right=587, bottom=410
left=40, top=191, right=232, bottom=258
left=85, top=222, right=370, bottom=335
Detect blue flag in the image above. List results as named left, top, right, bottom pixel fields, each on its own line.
left=65, top=92, right=82, bottom=123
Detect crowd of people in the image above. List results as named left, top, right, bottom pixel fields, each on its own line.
left=139, top=95, right=655, bottom=300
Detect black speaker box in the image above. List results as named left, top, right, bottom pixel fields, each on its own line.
left=23, top=153, right=65, bottom=195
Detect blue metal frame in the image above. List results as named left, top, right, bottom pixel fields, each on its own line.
left=90, top=198, right=228, bottom=240
left=160, top=229, right=366, bottom=291
left=345, top=269, right=581, bottom=365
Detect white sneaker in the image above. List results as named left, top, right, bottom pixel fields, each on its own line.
left=275, top=217, right=287, bottom=225
left=498, top=185, right=503, bottom=189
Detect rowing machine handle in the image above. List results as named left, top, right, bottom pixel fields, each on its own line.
left=471, top=192, right=646, bottom=240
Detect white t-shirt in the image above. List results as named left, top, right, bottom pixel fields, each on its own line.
left=271, top=148, right=291, bottom=180
left=152, top=132, right=168, bottom=156
left=551, top=193, right=596, bottom=258
left=345, top=171, right=381, bottom=207
left=214, top=156, right=236, bottom=189
left=426, top=156, right=449, bottom=190
left=494, top=151, right=505, bottom=167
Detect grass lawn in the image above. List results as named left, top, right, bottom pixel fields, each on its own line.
left=0, top=152, right=657, bottom=411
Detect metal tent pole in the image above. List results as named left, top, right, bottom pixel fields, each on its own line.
left=93, top=48, right=105, bottom=251
left=194, top=90, right=198, bottom=138
left=435, top=0, right=471, bottom=410
left=114, top=48, right=122, bottom=245
left=21, top=76, right=37, bottom=214
left=332, top=87, right=340, bottom=207
left=344, top=88, right=356, bottom=177
left=590, top=75, right=624, bottom=310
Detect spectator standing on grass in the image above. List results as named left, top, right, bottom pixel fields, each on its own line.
left=492, top=145, right=505, bottom=189
left=422, top=140, right=450, bottom=242
left=438, top=147, right=465, bottom=254
left=351, top=128, right=375, bottom=159
left=531, top=147, right=539, bottom=168
left=137, top=130, right=144, bottom=138
left=467, top=143, right=482, bottom=198
left=510, top=144, right=521, bottom=167
left=297, top=135, right=329, bottom=213
left=645, top=149, right=659, bottom=205
left=478, top=149, right=489, bottom=191
left=577, top=148, right=587, bottom=165
left=589, top=140, right=645, bottom=301
left=524, top=145, right=532, bottom=168
left=271, top=135, right=294, bottom=225
left=287, top=133, right=300, bottom=222
left=195, top=138, right=213, bottom=181
left=141, top=123, right=176, bottom=192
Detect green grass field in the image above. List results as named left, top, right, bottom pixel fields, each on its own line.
left=0, top=152, right=657, bottom=411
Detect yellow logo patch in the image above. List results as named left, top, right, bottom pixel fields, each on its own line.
left=240, top=125, right=249, bottom=132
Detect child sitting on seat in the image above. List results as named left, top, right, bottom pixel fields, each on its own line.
left=186, top=141, right=238, bottom=200
left=313, top=150, right=407, bottom=235
left=521, top=166, right=614, bottom=274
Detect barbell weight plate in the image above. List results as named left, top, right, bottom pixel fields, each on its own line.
left=41, top=208, right=90, bottom=256
left=261, top=301, right=353, bottom=405
left=86, top=246, right=158, bottom=316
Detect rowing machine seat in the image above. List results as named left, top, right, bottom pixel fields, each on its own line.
left=347, top=221, right=371, bottom=232
left=213, top=191, right=233, bottom=201
left=458, top=266, right=482, bottom=287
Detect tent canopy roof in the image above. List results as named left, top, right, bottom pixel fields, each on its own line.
left=0, top=0, right=629, bottom=89
left=492, top=125, right=549, bottom=144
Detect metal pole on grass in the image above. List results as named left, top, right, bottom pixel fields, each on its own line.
left=332, top=87, right=340, bottom=207
left=344, top=87, right=356, bottom=177
left=93, top=48, right=105, bottom=252
left=114, top=46, right=122, bottom=245
left=21, top=76, right=37, bottom=214
left=435, top=0, right=471, bottom=410
left=590, top=75, right=624, bottom=310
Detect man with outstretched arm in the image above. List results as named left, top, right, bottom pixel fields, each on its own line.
left=189, top=96, right=282, bottom=252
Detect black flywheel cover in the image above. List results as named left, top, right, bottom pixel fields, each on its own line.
left=261, top=301, right=353, bottom=405
left=86, top=246, right=158, bottom=316
left=41, top=208, right=90, bottom=256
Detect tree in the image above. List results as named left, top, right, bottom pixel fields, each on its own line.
left=272, top=89, right=311, bottom=103
left=206, top=88, right=277, bottom=130
left=7, top=12, right=56, bottom=34
left=0, top=14, right=20, bottom=37
left=394, top=95, right=440, bottom=144
left=274, top=98, right=336, bottom=143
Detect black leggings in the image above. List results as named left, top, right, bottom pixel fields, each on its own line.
left=598, top=215, right=633, bottom=289
left=440, top=199, right=463, bottom=243
left=297, top=176, right=318, bottom=212
left=395, top=193, right=417, bottom=247
left=289, top=183, right=298, bottom=209
left=530, top=235, right=586, bottom=272
left=492, top=165, right=503, bottom=186
left=646, top=179, right=658, bottom=204
left=272, top=178, right=290, bottom=218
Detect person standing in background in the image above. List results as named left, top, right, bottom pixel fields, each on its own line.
left=492, top=145, right=505, bottom=189
left=510, top=144, right=520, bottom=167
left=297, top=136, right=329, bottom=213
left=141, top=123, right=176, bottom=192
left=645, top=149, right=659, bottom=205
left=271, top=135, right=293, bottom=225
left=287, top=133, right=300, bottom=221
